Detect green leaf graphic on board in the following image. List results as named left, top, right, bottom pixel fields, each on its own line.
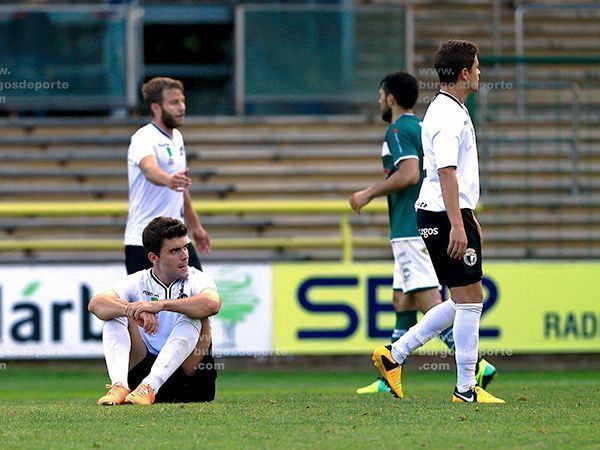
left=22, top=281, right=40, bottom=297
left=214, top=271, right=259, bottom=324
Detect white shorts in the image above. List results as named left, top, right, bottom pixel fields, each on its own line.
left=391, top=237, right=440, bottom=293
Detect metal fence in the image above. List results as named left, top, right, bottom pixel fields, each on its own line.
left=472, top=53, right=600, bottom=259
left=234, top=4, right=413, bottom=115
left=476, top=55, right=600, bottom=196
left=0, top=4, right=143, bottom=111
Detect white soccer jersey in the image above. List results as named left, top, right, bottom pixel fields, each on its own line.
left=416, top=91, right=480, bottom=212
left=112, top=267, right=217, bottom=355
left=124, top=123, right=187, bottom=246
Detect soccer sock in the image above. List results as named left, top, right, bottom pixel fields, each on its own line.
left=142, top=317, right=201, bottom=393
left=391, top=310, right=418, bottom=343
left=391, top=300, right=456, bottom=364
left=453, top=303, right=483, bottom=392
left=102, top=316, right=131, bottom=388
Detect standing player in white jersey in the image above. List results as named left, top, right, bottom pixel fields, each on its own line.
left=373, top=40, right=504, bottom=403
left=124, top=77, right=211, bottom=275
left=90, top=216, right=221, bottom=405
left=353, top=72, right=496, bottom=397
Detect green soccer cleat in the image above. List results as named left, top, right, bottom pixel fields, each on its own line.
left=475, top=359, right=497, bottom=389
left=356, top=378, right=391, bottom=394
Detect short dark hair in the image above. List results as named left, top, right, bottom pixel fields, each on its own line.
left=434, top=40, right=479, bottom=84
left=141, top=77, right=184, bottom=108
left=379, top=72, right=419, bottom=109
left=142, top=216, right=188, bottom=255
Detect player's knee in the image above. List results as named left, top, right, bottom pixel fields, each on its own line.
left=103, top=316, right=128, bottom=329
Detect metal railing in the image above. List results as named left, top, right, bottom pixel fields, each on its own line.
left=0, top=200, right=388, bottom=263
left=476, top=74, right=587, bottom=195
left=514, top=3, right=600, bottom=116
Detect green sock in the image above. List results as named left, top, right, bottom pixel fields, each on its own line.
left=439, top=326, right=455, bottom=352
left=391, top=310, right=418, bottom=343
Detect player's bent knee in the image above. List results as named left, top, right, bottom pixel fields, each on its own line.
left=412, top=288, right=441, bottom=312
left=103, top=315, right=128, bottom=329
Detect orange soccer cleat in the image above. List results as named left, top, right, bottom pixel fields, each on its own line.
left=125, top=383, right=156, bottom=405
left=97, top=383, right=130, bottom=406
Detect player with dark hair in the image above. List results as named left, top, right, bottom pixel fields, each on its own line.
left=373, top=41, right=504, bottom=403
left=351, top=71, right=496, bottom=396
left=90, top=216, right=221, bottom=405
left=124, top=77, right=211, bottom=275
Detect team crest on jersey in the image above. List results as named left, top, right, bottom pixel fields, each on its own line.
left=463, top=248, right=477, bottom=267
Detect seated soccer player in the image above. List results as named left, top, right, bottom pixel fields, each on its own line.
left=88, top=216, right=221, bottom=405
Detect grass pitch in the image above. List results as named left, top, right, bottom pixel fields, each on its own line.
left=0, top=364, right=598, bottom=449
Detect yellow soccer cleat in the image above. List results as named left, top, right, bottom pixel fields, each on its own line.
left=372, top=345, right=403, bottom=399
left=452, top=385, right=505, bottom=404
left=125, top=383, right=156, bottom=405
left=356, top=378, right=391, bottom=394
left=97, top=383, right=130, bottom=406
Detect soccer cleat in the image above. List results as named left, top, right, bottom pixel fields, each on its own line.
left=97, top=383, right=130, bottom=406
left=475, top=358, right=497, bottom=389
left=372, top=345, right=403, bottom=399
left=124, top=383, right=156, bottom=405
left=356, top=378, right=391, bottom=394
left=452, top=385, right=505, bottom=404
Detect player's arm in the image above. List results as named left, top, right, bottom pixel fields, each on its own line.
left=88, top=290, right=128, bottom=320
left=138, top=155, right=191, bottom=191
left=183, top=190, right=211, bottom=253
left=439, top=166, right=467, bottom=259
left=88, top=290, right=159, bottom=334
left=349, top=158, right=420, bottom=214
left=126, top=288, right=221, bottom=321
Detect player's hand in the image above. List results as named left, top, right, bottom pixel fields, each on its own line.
left=126, top=301, right=163, bottom=320
left=349, top=190, right=371, bottom=214
left=448, top=226, right=468, bottom=260
left=135, top=311, right=159, bottom=335
left=168, top=168, right=192, bottom=192
left=191, top=225, right=211, bottom=253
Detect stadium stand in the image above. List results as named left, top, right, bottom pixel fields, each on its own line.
left=1, top=0, right=598, bottom=263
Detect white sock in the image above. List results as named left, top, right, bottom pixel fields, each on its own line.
left=142, top=317, right=201, bottom=393
left=453, top=303, right=483, bottom=392
left=102, top=316, right=131, bottom=389
left=391, top=300, right=457, bottom=364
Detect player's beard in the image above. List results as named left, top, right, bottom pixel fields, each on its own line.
left=161, top=107, right=183, bottom=129
left=381, top=105, right=392, bottom=123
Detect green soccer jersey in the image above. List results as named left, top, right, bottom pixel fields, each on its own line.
left=381, top=114, right=424, bottom=239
